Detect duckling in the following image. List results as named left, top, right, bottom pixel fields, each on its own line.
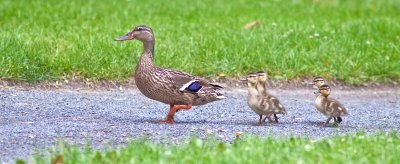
left=309, top=76, right=326, bottom=94
left=243, top=73, right=287, bottom=125
left=256, top=71, right=286, bottom=123
left=243, top=73, right=265, bottom=125
left=315, top=84, right=348, bottom=127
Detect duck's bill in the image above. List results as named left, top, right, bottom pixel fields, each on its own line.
left=240, top=77, right=248, bottom=81
left=308, top=82, right=315, bottom=87
left=115, top=34, right=133, bottom=41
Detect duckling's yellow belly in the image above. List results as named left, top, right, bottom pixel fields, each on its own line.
left=247, top=95, right=263, bottom=115
left=248, top=102, right=262, bottom=115
left=315, top=96, right=328, bottom=116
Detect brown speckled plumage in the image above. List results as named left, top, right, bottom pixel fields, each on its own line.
left=245, top=73, right=286, bottom=125
left=256, top=71, right=286, bottom=123
left=315, top=84, right=348, bottom=127
left=115, top=25, right=224, bottom=123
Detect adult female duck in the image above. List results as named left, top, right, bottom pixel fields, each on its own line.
left=115, top=25, right=225, bottom=123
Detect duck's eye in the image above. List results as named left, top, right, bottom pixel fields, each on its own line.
left=135, top=27, right=146, bottom=31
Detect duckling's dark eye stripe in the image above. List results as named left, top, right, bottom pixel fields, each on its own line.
left=248, top=75, right=257, bottom=77
left=314, top=79, right=324, bottom=82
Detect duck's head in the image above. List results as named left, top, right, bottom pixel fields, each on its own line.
left=310, top=76, right=325, bottom=89
left=115, top=25, right=154, bottom=42
left=241, top=73, right=257, bottom=87
left=256, top=71, right=267, bottom=84
left=317, top=84, right=331, bottom=96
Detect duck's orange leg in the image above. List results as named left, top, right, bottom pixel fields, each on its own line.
left=161, top=104, right=193, bottom=124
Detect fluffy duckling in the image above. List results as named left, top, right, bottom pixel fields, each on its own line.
left=310, top=76, right=326, bottom=94
left=243, top=72, right=287, bottom=125
left=256, top=71, right=286, bottom=123
left=243, top=73, right=265, bottom=125
left=315, top=84, right=348, bottom=127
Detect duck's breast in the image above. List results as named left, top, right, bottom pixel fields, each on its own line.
left=315, top=96, right=327, bottom=115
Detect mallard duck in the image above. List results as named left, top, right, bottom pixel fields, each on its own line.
left=115, top=25, right=225, bottom=123
left=242, top=72, right=286, bottom=125
left=315, top=84, right=348, bottom=127
left=256, top=71, right=287, bottom=123
left=309, top=76, right=326, bottom=94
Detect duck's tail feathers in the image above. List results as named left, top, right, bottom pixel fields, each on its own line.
left=216, top=95, right=227, bottom=99
left=210, top=84, right=223, bottom=90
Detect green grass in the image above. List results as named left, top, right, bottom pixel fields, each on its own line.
left=22, top=132, right=400, bottom=164
left=1, top=0, right=399, bottom=84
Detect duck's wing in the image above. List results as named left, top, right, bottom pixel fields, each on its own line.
left=268, top=96, right=287, bottom=114
left=326, top=98, right=348, bottom=115
left=258, top=95, right=286, bottom=114
left=258, top=98, right=270, bottom=110
left=156, top=67, right=222, bottom=93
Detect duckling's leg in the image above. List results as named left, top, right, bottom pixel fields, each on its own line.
left=261, top=115, right=267, bottom=123
left=161, top=104, right=193, bottom=124
left=321, top=116, right=332, bottom=127
left=264, top=113, right=275, bottom=122
left=336, top=117, right=343, bottom=123
left=273, top=114, right=279, bottom=123
left=261, top=113, right=273, bottom=123
left=258, top=115, right=263, bottom=125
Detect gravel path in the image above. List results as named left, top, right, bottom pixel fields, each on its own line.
left=0, top=87, right=399, bottom=162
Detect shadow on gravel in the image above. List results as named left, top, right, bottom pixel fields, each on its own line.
left=303, top=120, right=355, bottom=128
left=175, top=120, right=290, bottom=127
left=303, top=120, right=324, bottom=126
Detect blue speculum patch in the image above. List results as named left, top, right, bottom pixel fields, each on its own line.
left=186, top=81, right=202, bottom=92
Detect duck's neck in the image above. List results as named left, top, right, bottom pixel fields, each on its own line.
left=256, top=82, right=266, bottom=95
left=247, top=84, right=258, bottom=97
left=137, top=40, right=155, bottom=71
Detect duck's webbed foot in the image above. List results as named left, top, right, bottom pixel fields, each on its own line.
left=158, top=118, right=175, bottom=124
